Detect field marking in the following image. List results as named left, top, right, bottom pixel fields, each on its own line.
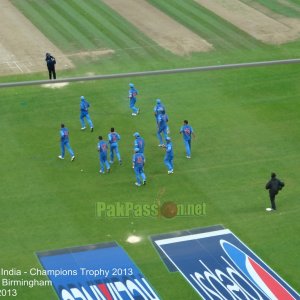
left=1, top=58, right=299, bottom=88
left=0, top=0, right=73, bottom=75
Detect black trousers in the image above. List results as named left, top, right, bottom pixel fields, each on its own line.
left=269, top=192, right=277, bottom=210
left=48, top=67, right=56, bottom=79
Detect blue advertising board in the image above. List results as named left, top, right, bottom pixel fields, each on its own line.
left=37, top=242, right=160, bottom=300
left=155, top=228, right=299, bottom=300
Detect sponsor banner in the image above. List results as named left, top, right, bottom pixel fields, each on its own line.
left=37, top=242, right=160, bottom=300
left=155, top=228, right=299, bottom=300
left=150, top=225, right=224, bottom=272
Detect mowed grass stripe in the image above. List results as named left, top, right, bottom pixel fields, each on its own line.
left=149, top=0, right=263, bottom=51
left=11, top=0, right=75, bottom=52
left=243, top=0, right=300, bottom=18
left=88, top=0, right=173, bottom=60
left=50, top=1, right=104, bottom=50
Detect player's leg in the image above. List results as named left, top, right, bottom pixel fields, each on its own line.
left=115, top=145, right=121, bottom=162
left=134, top=167, right=141, bottom=185
left=162, top=127, right=168, bottom=144
left=100, top=157, right=104, bottom=173
left=80, top=113, right=86, bottom=129
left=65, top=142, right=75, bottom=158
left=105, top=159, right=110, bottom=172
left=60, top=142, right=65, bottom=158
left=184, top=140, right=191, bottom=157
left=141, top=168, right=146, bottom=184
left=110, top=146, right=114, bottom=163
left=157, top=129, right=163, bottom=146
left=85, top=114, right=93, bottom=130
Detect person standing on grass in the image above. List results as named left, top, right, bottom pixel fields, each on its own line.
left=154, top=99, right=170, bottom=134
left=157, top=110, right=169, bottom=147
left=180, top=120, right=195, bottom=158
left=128, top=83, right=139, bottom=116
left=132, top=148, right=146, bottom=186
left=108, top=127, right=122, bottom=165
left=133, top=132, right=145, bottom=154
left=80, top=96, right=94, bottom=132
left=45, top=52, right=56, bottom=80
left=265, top=172, right=284, bottom=211
left=58, top=124, right=75, bottom=161
left=164, top=137, right=174, bottom=174
left=97, top=136, right=110, bottom=174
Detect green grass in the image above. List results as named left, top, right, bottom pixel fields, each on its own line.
left=1, top=64, right=300, bottom=299
left=2, top=1, right=300, bottom=299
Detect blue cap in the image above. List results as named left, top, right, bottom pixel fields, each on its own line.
left=80, top=96, right=84, bottom=100
left=156, top=99, right=161, bottom=103
left=129, top=83, right=134, bottom=87
left=133, top=132, right=140, bottom=137
left=134, top=148, right=140, bottom=152
left=166, top=137, right=171, bottom=141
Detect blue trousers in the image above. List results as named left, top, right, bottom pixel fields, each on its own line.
left=130, top=99, right=138, bottom=113
left=60, top=141, right=74, bottom=158
left=80, top=113, right=93, bottom=128
left=183, top=139, right=191, bottom=156
left=164, top=155, right=174, bottom=171
left=134, top=166, right=146, bottom=184
left=100, top=155, right=110, bottom=172
left=157, top=127, right=168, bottom=145
left=110, top=144, right=121, bottom=162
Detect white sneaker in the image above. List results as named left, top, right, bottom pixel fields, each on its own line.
left=158, top=144, right=164, bottom=147
left=81, top=127, right=86, bottom=130
left=132, top=113, right=137, bottom=116
left=71, top=156, right=75, bottom=161
left=99, top=170, right=104, bottom=174
left=266, top=208, right=273, bottom=212
left=135, top=182, right=141, bottom=186
left=186, top=156, right=191, bottom=159
left=58, top=155, right=64, bottom=160
left=168, top=169, right=174, bottom=174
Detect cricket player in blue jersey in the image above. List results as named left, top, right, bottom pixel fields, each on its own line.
left=97, top=136, right=110, bottom=174
left=133, top=132, right=145, bottom=154
left=157, top=111, right=169, bottom=147
left=132, top=148, right=146, bottom=186
left=58, top=124, right=75, bottom=161
left=80, top=96, right=94, bottom=132
left=128, top=83, right=139, bottom=116
left=154, top=99, right=170, bottom=133
left=108, top=127, right=122, bottom=164
left=154, top=99, right=165, bottom=123
left=180, top=120, right=195, bottom=158
left=164, top=137, right=174, bottom=174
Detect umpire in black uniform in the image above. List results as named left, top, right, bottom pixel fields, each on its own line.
left=265, top=172, right=284, bottom=211
left=45, top=52, right=56, bottom=79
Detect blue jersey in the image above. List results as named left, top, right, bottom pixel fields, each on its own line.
left=180, top=125, right=193, bottom=141
left=80, top=99, right=90, bottom=114
left=133, top=153, right=145, bottom=167
left=108, top=132, right=120, bottom=145
left=154, top=103, right=165, bottom=117
left=60, top=128, right=69, bottom=143
left=166, top=142, right=174, bottom=157
left=129, top=87, right=138, bottom=100
left=158, top=113, right=168, bottom=130
left=98, top=141, right=108, bottom=156
left=134, top=137, right=145, bottom=153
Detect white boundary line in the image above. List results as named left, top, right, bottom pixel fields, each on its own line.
left=1, top=58, right=300, bottom=88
